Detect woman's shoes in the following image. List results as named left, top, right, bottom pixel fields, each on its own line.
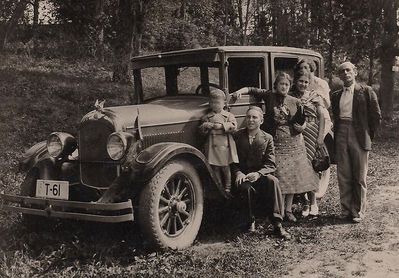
left=309, top=204, right=319, bottom=216
left=285, top=211, right=297, bottom=222
left=302, top=205, right=310, bottom=217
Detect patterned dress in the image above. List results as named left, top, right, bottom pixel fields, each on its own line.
left=247, top=88, right=319, bottom=194
left=273, top=100, right=319, bottom=194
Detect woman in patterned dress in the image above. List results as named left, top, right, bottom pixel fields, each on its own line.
left=232, top=72, right=319, bottom=222
left=290, top=70, right=326, bottom=217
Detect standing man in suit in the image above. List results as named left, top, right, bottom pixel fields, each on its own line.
left=331, top=62, right=382, bottom=223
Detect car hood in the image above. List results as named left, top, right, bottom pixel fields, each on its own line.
left=82, top=96, right=209, bottom=130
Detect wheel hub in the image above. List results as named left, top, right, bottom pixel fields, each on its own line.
left=169, top=197, right=187, bottom=214
left=176, top=201, right=187, bottom=213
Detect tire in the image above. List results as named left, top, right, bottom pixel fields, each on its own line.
left=138, top=160, right=204, bottom=250
left=315, top=167, right=331, bottom=199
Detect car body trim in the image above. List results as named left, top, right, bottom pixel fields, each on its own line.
left=0, top=193, right=134, bottom=223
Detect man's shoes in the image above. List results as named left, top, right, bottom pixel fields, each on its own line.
left=336, top=214, right=352, bottom=222
left=302, top=205, right=310, bottom=217
left=273, top=225, right=291, bottom=240
left=248, top=221, right=256, bottom=232
left=309, top=204, right=319, bottom=216
left=285, top=211, right=297, bottom=222
left=352, top=217, right=363, bottom=223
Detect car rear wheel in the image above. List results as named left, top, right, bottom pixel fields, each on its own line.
left=138, top=160, right=204, bottom=249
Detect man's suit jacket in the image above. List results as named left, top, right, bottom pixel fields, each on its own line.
left=231, top=128, right=276, bottom=176
left=331, top=83, right=381, bottom=151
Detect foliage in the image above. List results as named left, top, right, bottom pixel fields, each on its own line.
left=0, top=0, right=398, bottom=116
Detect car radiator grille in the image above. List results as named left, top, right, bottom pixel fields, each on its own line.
left=79, top=118, right=118, bottom=188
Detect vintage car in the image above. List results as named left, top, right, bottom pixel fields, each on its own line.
left=1, top=46, right=328, bottom=249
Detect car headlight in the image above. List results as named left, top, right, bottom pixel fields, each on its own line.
left=107, top=132, right=133, bottom=160
left=47, top=132, right=77, bottom=158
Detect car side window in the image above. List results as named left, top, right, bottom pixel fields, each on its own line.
left=227, top=57, right=265, bottom=92
left=273, top=56, right=321, bottom=78
left=177, top=67, right=201, bottom=95
left=142, top=67, right=167, bottom=100
left=273, top=57, right=298, bottom=78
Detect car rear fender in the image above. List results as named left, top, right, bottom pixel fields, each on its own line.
left=134, top=143, right=227, bottom=200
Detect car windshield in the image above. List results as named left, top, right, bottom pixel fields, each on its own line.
left=140, top=62, right=221, bottom=101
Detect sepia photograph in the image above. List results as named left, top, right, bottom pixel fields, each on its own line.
left=0, top=0, right=398, bottom=277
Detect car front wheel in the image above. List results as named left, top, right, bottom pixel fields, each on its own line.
left=138, top=160, right=204, bottom=249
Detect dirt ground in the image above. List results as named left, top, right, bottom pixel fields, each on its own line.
left=193, top=137, right=399, bottom=278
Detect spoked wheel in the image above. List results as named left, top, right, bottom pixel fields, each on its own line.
left=138, top=160, right=203, bottom=249
left=315, top=167, right=331, bottom=199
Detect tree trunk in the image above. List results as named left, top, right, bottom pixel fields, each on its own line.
left=379, top=0, right=399, bottom=121
left=0, top=0, right=30, bottom=51
left=112, top=0, right=135, bottom=84
left=32, top=0, right=39, bottom=50
left=112, top=0, right=147, bottom=86
left=325, top=0, right=335, bottom=82
left=132, top=0, right=146, bottom=56
left=368, top=48, right=374, bottom=86
left=95, top=0, right=106, bottom=61
left=223, top=0, right=228, bottom=45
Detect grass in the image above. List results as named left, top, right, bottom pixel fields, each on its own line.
left=0, top=54, right=398, bottom=277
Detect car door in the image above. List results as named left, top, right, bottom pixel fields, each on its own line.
left=226, top=54, right=268, bottom=128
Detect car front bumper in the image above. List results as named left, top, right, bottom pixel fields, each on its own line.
left=0, top=192, right=134, bottom=223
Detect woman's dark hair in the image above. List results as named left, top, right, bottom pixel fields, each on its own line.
left=294, top=59, right=316, bottom=73
left=273, top=72, right=292, bottom=89
left=292, top=69, right=311, bottom=91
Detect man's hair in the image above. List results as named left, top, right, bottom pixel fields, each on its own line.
left=273, top=72, right=292, bottom=89
left=338, top=61, right=356, bottom=73
left=246, top=106, right=264, bottom=120
left=209, top=88, right=226, bottom=100
left=294, top=59, right=317, bottom=73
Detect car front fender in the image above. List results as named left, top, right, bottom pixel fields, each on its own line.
left=99, top=143, right=228, bottom=203
left=136, top=143, right=226, bottom=198
left=19, top=141, right=48, bottom=172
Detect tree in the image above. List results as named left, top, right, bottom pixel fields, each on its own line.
left=233, top=0, right=256, bottom=45
left=0, top=0, right=30, bottom=51
left=94, top=0, right=106, bottom=61
left=379, top=0, right=399, bottom=121
left=112, top=0, right=149, bottom=84
left=32, top=0, right=40, bottom=38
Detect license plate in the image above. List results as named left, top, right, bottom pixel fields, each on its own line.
left=36, top=180, right=69, bottom=200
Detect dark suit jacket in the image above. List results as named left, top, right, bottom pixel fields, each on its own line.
left=231, top=128, right=276, bottom=176
left=331, top=83, right=381, bottom=151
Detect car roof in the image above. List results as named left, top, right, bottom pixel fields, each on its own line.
left=131, top=46, right=322, bottom=69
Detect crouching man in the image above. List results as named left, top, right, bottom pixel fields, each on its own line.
left=232, top=106, right=291, bottom=240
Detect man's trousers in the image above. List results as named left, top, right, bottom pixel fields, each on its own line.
left=336, top=120, right=369, bottom=218
left=236, top=174, right=284, bottom=223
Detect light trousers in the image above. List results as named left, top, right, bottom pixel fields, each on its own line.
left=336, top=120, right=369, bottom=218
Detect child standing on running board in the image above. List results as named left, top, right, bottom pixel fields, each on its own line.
left=200, top=89, right=239, bottom=193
